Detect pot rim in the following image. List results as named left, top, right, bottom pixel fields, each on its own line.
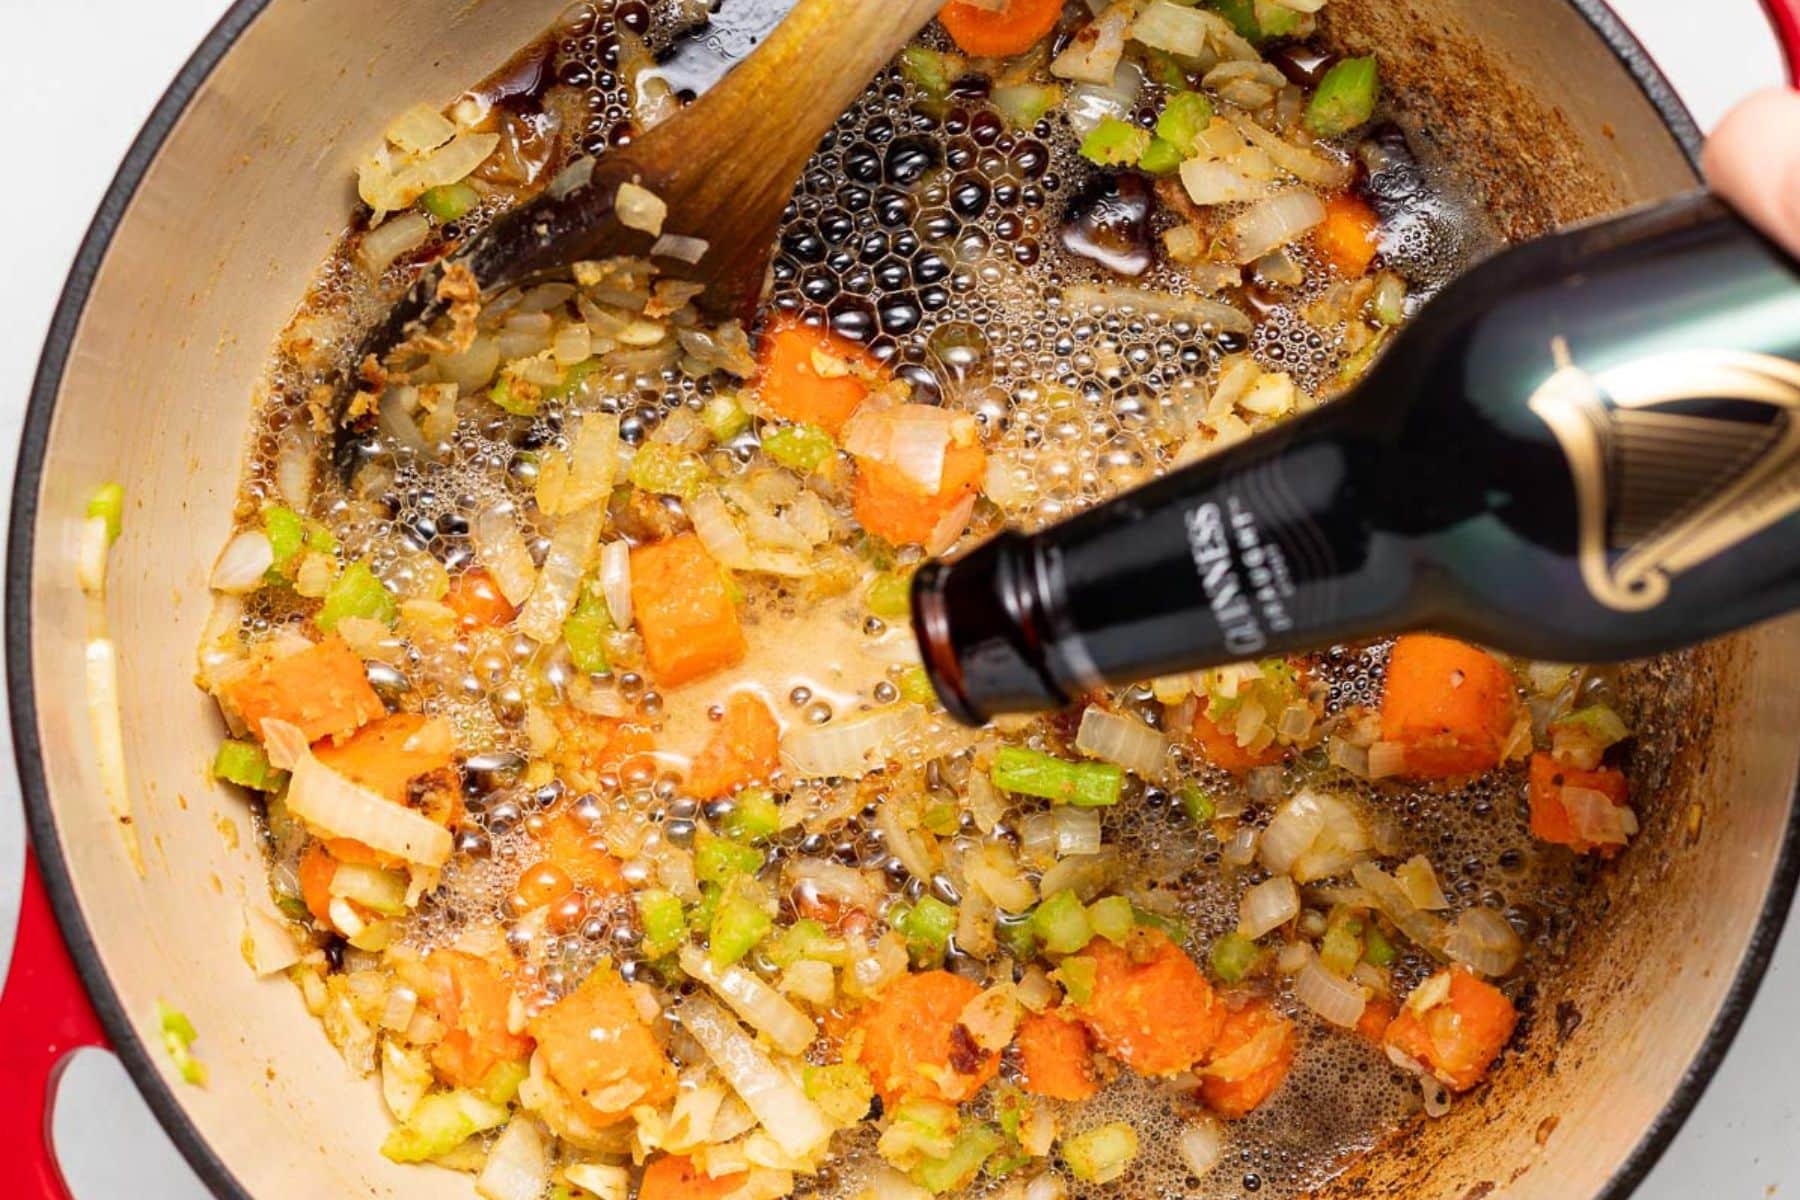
left=5, top=3, right=1784, bottom=1198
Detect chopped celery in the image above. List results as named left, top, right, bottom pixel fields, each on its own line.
left=866, top=570, right=913, bottom=620
left=884, top=1098, right=960, bottom=1161
left=1208, top=0, right=1264, bottom=40
left=157, top=1001, right=206, bottom=1086
left=563, top=583, right=613, bottom=675
left=996, top=912, right=1038, bottom=963
left=1137, top=137, right=1185, bottom=176
left=911, top=1123, right=1005, bottom=1194
left=702, top=393, right=752, bottom=442
left=898, top=666, right=937, bottom=707
left=1053, top=954, right=1096, bottom=1004
left=804, top=1061, right=875, bottom=1125
left=1087, top=895, right=1136, bottom=945
left=991, top=83, right=1064, bottom=131
left=317, top=561, right=397, bottom=631
left=1371, top=272, right=1408, bottom=326
left=768, top=918, right=851, bottom=968
left=1306, top=56, right=1380, bottom=137
left=1363, top=920, right=1397, bottom=967
left=1032, top=889, right=1094, bottom=956
left=1178, top=783, right=1217, bottom=823
left=263, top=506, right=306, bottom=572
left=901, top=46, right=964, bottom=100
left=1319, top=913, right=1365, bottom=976
left=1131, top=904, right=1188, bottom=944
left=303, top=518, right=338, bottom=555
left=87, top=482, right=124, bottom=544
left=993, top=1083, right=1030, bottom=1140
left=709, top=892, right=772, bottom=967
left=1550, top=704, right=1630, bottom=747
left=420, top=182, right=479, bottom=221
left=695, top=831, right=764, bottom=886
left=476, top=1058, right=528, bottom=1105
left=628, top=443, right=708, bottom=500
left=1063, top=1122, right=1139, bottom=1185
left=991, top=746, right=1123, bottom=808
left=1209, top=931, right=1262, bottom=983
left=1255, top=0, right=1303, bottom=36
left=546, top=358, right=603, bottom=405
left=1139, top=47, right=1189, bottom=89
left=721, top=787, right=782, bottom=844
left=762, top=422, right=835, bottom=473
left=690, top=882, right=724, bottom=936
left=212, top=739, right=287, bottom=792
left=489, top=372, right=539, bottom=417
left=893, top=895, right=958, bottom=965
left=1079, top=117, right=1152, bottom=168
left=637, top=889, right=688, bottom=958
left=922, top=801, right=961, bottom=837
left=1156, top=91, right=1214, bottom=155
left=380, top=1090, right=508, bottom=1163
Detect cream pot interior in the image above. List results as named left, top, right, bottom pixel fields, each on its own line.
left=13, top=0, right=1800, bottom=1197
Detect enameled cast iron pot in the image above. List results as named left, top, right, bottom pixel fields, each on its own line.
left=7, top=1, right=1800, bottom=1196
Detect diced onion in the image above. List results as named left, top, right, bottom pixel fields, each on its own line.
left=285, top=749, right=452, bottom=867
left=1443, top=907, right=1525, bottom=978
left=516, top=505, right=603, bottom=644
left=782, top=707, right=922, bottom=779
left=600, top=540, right=632, bottom=629
left=1177, top=1119, right=1225, bottom=1178
left=1063, top=283, right=1254, bottom=336
left=964, top=772, right=1007, bottom=834
left=1230, top=117, right=1354, bottom=189
left=680, top=997, right=832, bottom=1158
left=1294, top=952, right=1368, bottom=1028
left=1227, top=191, right=1327, bottom=264
left=1221, top=824, right=1259, bottom=866
left=924, top=494, right=977, bottom=556
left=680, top=946, right=816, bottom=1056
left=1130, top=0, right=1213, bottom=56
left=210, top=531, right=275, bottom=594
left=558, top=413, right=620, bottom=514
left=85, top=639, right=131, bottom=830
left=783, top=857, right=878, bottom=913
left=887, top=414, right=951, bottom=493
left=1051, top=3, right=1134, bottom=84
left=1421, top=1074, right=1453, bottom=1118
left=616, top=181, right=668, bottom=236
left=378, top=386, right=432, bottom=456
left=958, top=984, right=1021, bottom=1053
left=476, top=1116, right=548, bottom=1200
left=1237, top=875, right=1299, bottom=939
left=1352, top=862, right=1449, bottom=957
left=1039, top=849, right=1121, bottom=904
left=1366, top=740, right=1407, bottom=779
left=1290, top=792, right=1369, bottom=883
left=965, top=844, right=1037, bottom=913
left=76, top=515, right=110, bottom=596
left=564, top=1164, right=630, bottom=1200
left=328, top=862, right=409, bottom=915
left=876, top=794, right=940, bottom=883
left=386, top=103, right=456, bottom=155
left=1075, top=708, right=1170, bottom=779
left=690, top=490, right=754, bottom=570
left=1564, top=786, right=1639, bottom=846
left=240, top=906, right=301, bottom=976
left=473, top=505, right=538, bottom=606
left=1395, top=855, right=1449, bottom=911
left=358, top=211, right=431, bottom=275
left=652, top=233, right=710, bottom=264
left=1052, top=806, right=1103, bottom=859
left=1259, top=794, right=1326, bottom=875
left=1064, top=62, right=1143, bottom=137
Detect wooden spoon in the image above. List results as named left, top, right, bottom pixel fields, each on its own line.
left=335, top=0, right=945, bottom=458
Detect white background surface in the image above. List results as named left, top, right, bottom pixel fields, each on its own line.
left=0, top=0, right=1793, bottom=1196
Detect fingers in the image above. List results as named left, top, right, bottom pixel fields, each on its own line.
left=1703, top=87, right=1800, bottom=259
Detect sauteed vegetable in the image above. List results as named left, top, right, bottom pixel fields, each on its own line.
left=196, top=2, right=1641, bottom=1197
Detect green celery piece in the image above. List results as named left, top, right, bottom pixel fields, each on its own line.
left=1079, top=117, right=1152, bottom=168
left=804, top=1061, right=875, bottom=1125
left=1087, top=895, right=1135, bottom=944
left=896, top=895, right=958, bottom=964
left=990, top=746, right=1123, bottom=807
left=993, top=1083, right=1029, bottom=1140
left=1137, top=137, right=1185, bottom=176
left=546, top=358, right=603, bottom=405
left=922, top=801, right=961, bottom=837
left=721, top=787, right=782, bottom=844
left=263, top=506, right=306, bottom=572
left=1319, top=916, right=1364, bottom=976
left=1209, top=931, right=1262, bottom=984
left=628, top=443, right=708, bottom=500
left=420, top=182, right=479, bottom=221
left=157, top=1001, right=207, bottom=1086
left=317, top=561, right=397, bottom=631
left=762, top=423, right=835, bottom=473
left=1306, top=56, right=1380, bottom=137
left=769, top=918, right=849, bottom=968
left=304, top=518, right=338, bottom=554
left=866, top=570, right=913, bottom=620
left=380, top=1090, right=508, bottom=1163
left=996, top=912, right=1038, bottom=963
left=886, top=1098, right=960, bottom=1160
left=476, top=1058, right=528, bottom=1105
left=563, top=583, right=613, bottom=675
left=901, top=46, right=962, bottom=99
left=1178, top=783, right=1217, bottom=823
left=1053, top=954, right=1097, bottom=1005
left=212, top=739, right=287, bottom=793
left=710, top=893, right=773, bottom=967
left=489, top=372, right=539, bottom=416
left=1363, top=920, right=1397, bottom=967
left=1208, top=0, right=1263, bottom=40
left=898, top=666, right=937, bottom=707
left=702, top=393, right=752, bottom=442
left=991, top=83, right=1064, bottom=131
left=1550, top=704, right=1630, bottom=747
left=1255, top=0, right=1303, bottom=36
left=1062, top=1121, right=1140, bottom=1185
left=1131, top=904, right=1188, bottom=944
left=911, top=1124, right=1005, bottom=1194
left=695, top=831, right=765, bottom=886
left=1032, top=889, right=1094, bottom=956
left=637, top=889, right=688, bottom=958
left=1156, top=91, right=1214, bottom=154
left=87, top=482, right=125, bottom=544
left=1139, top=47, right=1189, bottom=89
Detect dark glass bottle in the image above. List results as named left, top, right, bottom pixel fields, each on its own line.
left=913, top=192, right=1800, bottom=725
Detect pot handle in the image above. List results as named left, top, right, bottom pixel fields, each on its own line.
left=0, top=850, right=109, bottom=1199
left=1764, top=0, right=1800, bottom=86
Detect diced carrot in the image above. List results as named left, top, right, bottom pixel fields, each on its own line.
left=1378, top=634, right=1519, bottom=778
left=1075, top=929, right=1225, bottom=1077
left=1191, top=708, right=1287, bottom=774
left=297, top=841, right=338, bottom=927
left=630, top=534, right=748, bottom=688
left=549, top=708, right=658, bottom=793
left=756, top=318, right=882, bottom=434
left=1384, top=965, right=1517, bottom=1093
left=444, top=568, right=516, bottom=630
left=537, top=809, right=628, bottom=895
left=1527, top=752, right=1631, bottom=856
left=223, top=636, right=385, bottom=744
left=1198, top=998, right=1296, bottom=1119
left=312, top=713, right=455, bottom=804
left=528, top=960, right=676, bottom=1125
left=1017, top=1011, right=1100, bottom=1101
left=427, top=950, right=535, bottom=1091
left=1314, top=192, right=1382, bottom=277
left=939, top=0, right=1063, bottom=58
left=851, top=441, right=985, bottom=548
left=687, top=692, right=782, bottom=800
left=1355, top=993, right=1397, bottom=1043
left=851, top=969, right=1000, bottom=1105
left=639, top=1155, right=748, bottom=1200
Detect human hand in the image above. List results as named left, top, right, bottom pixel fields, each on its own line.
left=1704, top=87, right=1800, bottom=258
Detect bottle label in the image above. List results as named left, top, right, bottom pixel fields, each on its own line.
left=1182, top=468, right=1312, bottom=656
left=1528, top=341, right=1800, bottom=611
